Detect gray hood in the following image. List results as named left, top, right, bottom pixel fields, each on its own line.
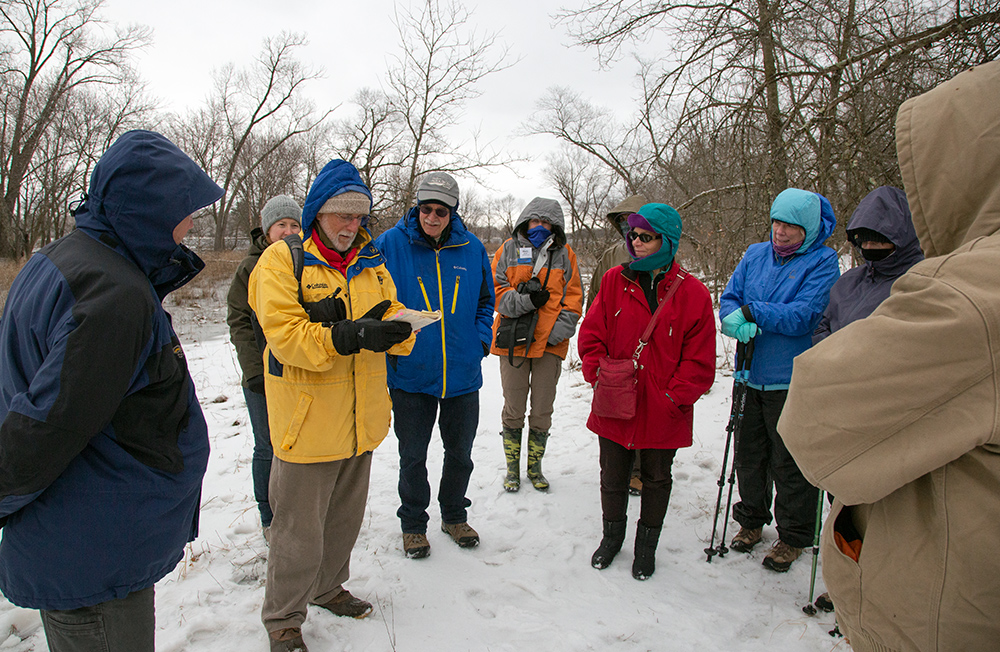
left=514, top=197, right=567, bottom=246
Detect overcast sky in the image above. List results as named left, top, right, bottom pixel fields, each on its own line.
left=100, top=0, right=647, bottom=204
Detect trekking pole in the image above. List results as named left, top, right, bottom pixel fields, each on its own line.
left=704, top=345, right=740, bottom=563
left=705, top=337, right=755, bottom=562
left=802, top=489, right=826, bottom=615
left=715, top=337, right=754, bottom=559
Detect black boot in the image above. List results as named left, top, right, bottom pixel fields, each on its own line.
left=632, top=520, right=662, bottom=580
left=591, top=519, right=627, bottom=569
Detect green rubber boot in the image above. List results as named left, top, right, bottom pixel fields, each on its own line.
left=501, top=427, right=522, bottom=492
left=526, top=429, right=550, bottom=491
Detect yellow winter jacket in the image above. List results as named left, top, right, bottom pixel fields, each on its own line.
left=248, top=230, right=414, bottom=464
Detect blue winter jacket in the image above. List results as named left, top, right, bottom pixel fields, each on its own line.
left=720, top=192, right=840, bottom=388
left=375, top=207, right=495, bottom=398
left=0, top=130, right=223, bottom=610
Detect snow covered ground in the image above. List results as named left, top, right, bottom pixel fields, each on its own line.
left=0, top=307, right=844, bottom=652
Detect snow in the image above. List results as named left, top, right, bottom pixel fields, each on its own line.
left=0, top=312, right=842, bottom=651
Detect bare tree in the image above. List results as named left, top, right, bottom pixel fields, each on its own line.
left=0, top=0, right=149, bottom=257
left=171, top=32, right=331, bottom=250
left=384, top=0, right=516, bottom=214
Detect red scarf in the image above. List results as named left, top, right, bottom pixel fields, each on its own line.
left=311, top=229, right=357, bottom=275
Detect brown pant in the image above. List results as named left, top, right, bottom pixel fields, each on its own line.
left=261, top=453, right=372, bottom=632
left=498, top=352, right=563, bottom=432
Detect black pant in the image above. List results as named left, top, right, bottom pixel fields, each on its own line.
left=599, top=437, right=677, bottom=528
left=732, top=387, right=818, bottom=548
left=41, top=586, right=154, bottom=652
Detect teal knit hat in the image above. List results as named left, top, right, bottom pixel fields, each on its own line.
left=629, top=203, right=682, bottom=272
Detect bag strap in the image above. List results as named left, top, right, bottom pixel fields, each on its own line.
left=506, top=250, right=555, bottom=368
left=283, top=234, right=306, bottom=307
left=633, top=268, right=689, bottom=361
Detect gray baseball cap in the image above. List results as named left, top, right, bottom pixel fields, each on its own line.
left=416, top=172, right=459, bottom=209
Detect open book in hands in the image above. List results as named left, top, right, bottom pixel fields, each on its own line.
left=387, top=308, right=442, bottom=331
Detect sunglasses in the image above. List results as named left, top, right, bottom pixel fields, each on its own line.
left=628, top=229, right=662, bottom=243
left=419, top=204, right=450, bottom=218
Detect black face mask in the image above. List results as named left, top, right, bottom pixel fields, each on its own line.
left=861, top=247, right=894, bottom=262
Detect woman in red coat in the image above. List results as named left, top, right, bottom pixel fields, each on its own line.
left=578, top=204, right=716, bottom=580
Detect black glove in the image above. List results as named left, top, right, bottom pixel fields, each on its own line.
left=246, top=374, right=265, bottom=396
left=304, top=290, right=347, bottom=325
left=529, top=286, right=550, bottom=308
left=330, top=300, right=412, bottom=355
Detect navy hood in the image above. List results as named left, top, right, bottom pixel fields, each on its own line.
left=846, top=186, right=924, bottom=277
left=73, top=130, right=223, bottom=278
left=301, top=160, right=373, bottom=239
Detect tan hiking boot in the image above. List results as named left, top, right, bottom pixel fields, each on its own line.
left=762, top=540, right=803, bottom=572
left=441, top=522, right=480, bottom=548
left=628, top=475, right=643, bottom=496
left=313, top=590, right=372, bottom=619
left=729, top=526, right=763, bottom=553
left=269, top=628, right=308, bottom=652
left=402, top=532, right=430, bottom=559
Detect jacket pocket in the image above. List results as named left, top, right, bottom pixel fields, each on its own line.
left=280, top=392, right=313, bottom=451
left=823, top=502, right=862, bottom=631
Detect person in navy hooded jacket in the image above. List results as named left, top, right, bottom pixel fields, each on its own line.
left=813, top=186, right=924, bottom=345
left=718, top=188, right=839, bottom=572
left=375, top=172, right=495, bottom=559
left=0, top=130, right=223, bottom=651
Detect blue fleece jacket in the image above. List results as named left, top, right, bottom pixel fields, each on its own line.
left=720, top=191, right=840, bottom=388
left=375, top=206, right=495, bottom=398
left=0, top=130, right=223, bottom=610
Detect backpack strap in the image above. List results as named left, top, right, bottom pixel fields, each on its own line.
left=283, top=234, right=306, bottom=307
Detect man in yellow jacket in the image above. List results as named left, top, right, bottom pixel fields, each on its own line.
left=780, top=61, right=1000, bottom=652
left=249, top=160, right=414, bottom=652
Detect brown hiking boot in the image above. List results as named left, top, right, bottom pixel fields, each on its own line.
left=730, top=526, right=763, bottom=553
left=314, top=590, right=372, bottom=619
left=762, top=540, right=802, bottom=572
left=628, top=475, right=643, bottom=496
left=269, top=628, right=308, bottom=652
left=441, top=522, right=480, bottom=548
left=402, top=532, right=430, bottom=559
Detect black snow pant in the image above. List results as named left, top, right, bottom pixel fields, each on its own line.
left=599, top=437, right=677, bottom=528
left=732, top=387, right=818, bottom=548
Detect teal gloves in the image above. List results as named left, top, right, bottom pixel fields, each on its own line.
left=734, top=322, right=759, bottom=343
left=721, top=306, right=759, bottom=343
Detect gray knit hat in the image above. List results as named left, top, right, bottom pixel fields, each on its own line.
left=318, top=191, right=372, bottom=216
left=416, top=172, right=459, bottom=209
left=260, top=195, right=302, bottom=234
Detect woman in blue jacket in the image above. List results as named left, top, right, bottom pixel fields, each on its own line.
left=719, top=188, right=840, bottom=572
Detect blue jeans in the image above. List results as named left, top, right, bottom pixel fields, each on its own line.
left=243, top=387, right=274, bottom=527
left=41, top=586, right=154, bottom=652
left=390, top=388, right=479, bottom=533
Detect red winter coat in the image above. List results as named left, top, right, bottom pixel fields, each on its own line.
left=578, top=263, right=716, bottom=449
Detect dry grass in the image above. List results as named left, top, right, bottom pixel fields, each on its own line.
left=169, top=249, right=243, bottom=305
left=0, top=257, right=27, bottom=315
left=1, top=249, right=243, bottom=315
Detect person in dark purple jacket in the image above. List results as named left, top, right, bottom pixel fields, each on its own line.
left=813, top=186, right=924, bottom=345
left=808, top=185, right=922, bottom=611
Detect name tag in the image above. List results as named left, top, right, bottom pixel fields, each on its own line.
left=518, top=247, right=532, bottom=263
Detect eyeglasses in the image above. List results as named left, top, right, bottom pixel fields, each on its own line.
left=628, top=229, right=662, bottom=243
left=324, top=213, right=366, bottom=225
left=419, top=205, right=450, bottom=218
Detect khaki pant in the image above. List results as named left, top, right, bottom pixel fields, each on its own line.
left=261, top=453, right=372, bottom=632
left=498, top=352, right=562, bottom=432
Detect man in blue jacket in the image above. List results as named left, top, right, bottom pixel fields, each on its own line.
left=375, top=172, right=495, bottom=559
left=0, top=131, right=223, bottom=651
left=719, top=188, right=839, bottom=572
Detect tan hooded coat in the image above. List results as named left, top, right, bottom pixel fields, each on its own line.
left=779, top=61, right=1000, bottom=652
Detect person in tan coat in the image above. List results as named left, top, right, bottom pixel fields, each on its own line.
left=779, top=60, right=1000, bottom=652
